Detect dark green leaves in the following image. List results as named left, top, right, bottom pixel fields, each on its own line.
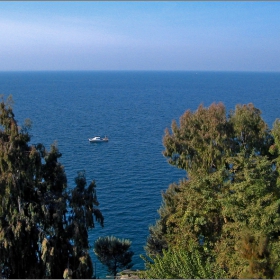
left=0, top=96, right=103, bottom=279
left=94, top=236, right=134, bottom=277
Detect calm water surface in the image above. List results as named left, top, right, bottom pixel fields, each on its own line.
left=0, top=71, right=279, bottom=277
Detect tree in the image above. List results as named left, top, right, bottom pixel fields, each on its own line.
left=163, top=102, right=271, bottom=177
left=141, top=241, right=226, bottom=279
left=93, top=236, right=134, bottom=277
left=0, top=96, right=104, bottom=278
left=146, top=102, right=280, bottom=278
left=216, top=152, right=280, bottom=278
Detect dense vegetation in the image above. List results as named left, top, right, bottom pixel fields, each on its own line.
left=144, top=102, right=280, bottom=279
left=141, top=239, right=226, bottom=279
left=0, top=96, right=104, bottom=278
left=2, top=94, right=280, bottom=279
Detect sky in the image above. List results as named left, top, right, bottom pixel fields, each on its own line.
left=0, top=1, right=280, bottom=72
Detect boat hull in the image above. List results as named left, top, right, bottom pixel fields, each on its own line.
left=88, top=137, right=109, bottom=143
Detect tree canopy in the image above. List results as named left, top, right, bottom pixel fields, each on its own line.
left=0, top=96, right=104, bottom=278
left=94, top=235, right=134, bottom=277
left=145, top=102, right=280, bottom=278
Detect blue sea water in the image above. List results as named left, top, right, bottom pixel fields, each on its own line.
left=0, top=71, right=280, bottom=277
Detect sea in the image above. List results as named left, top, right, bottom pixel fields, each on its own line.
left=0, top=71, right=279, bottom=277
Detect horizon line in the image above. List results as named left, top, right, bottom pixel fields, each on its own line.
left=0, top=69, right=280, bottom=73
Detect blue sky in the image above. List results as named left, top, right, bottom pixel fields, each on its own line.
left=0, top=1, right=280, bottom=71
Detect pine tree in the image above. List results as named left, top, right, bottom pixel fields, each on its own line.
left=94, top=236, right=134, bottom=277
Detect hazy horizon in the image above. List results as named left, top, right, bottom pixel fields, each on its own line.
left=1, top=2, right=280, bottom=72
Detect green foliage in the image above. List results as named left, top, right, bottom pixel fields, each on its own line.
left=141, top=241, right=225, bottom=279
left=146, top=102, right=280, bottom=278
left=163, top=102, right=229, bottom=175
left=216, top=152, right=280, bottom=278
left=163, top=102, right=271, bottom=177
left=93, top=235, right=134, bottom=277
left=0, top=96, right=104, bottom=278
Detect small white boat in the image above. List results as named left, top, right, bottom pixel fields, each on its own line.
left=89, top=136, right=109, bottom=143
